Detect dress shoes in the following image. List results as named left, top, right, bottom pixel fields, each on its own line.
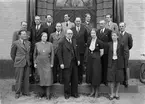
left=71, top=94, right=80, bottom=98
left=22, top=93, right=30, bottom=96
left=123, top=81, right=128, bottom=88
left=64, top=94, right=70, bottom=99
left=15, top=94, right=20, bottom=99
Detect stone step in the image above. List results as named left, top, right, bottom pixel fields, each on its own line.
left=12, top=79, right=139, bottom=94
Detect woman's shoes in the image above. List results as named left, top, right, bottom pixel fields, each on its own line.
left=108, top=95, right=120, bottom=100
left=114, top=95, right=120, bottom=100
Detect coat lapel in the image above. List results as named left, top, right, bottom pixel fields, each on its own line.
left=64, top=38, right=71, bottom=51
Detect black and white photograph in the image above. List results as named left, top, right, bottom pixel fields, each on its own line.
left=0, top=0, right=145, bottom=104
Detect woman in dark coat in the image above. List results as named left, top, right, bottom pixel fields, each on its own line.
left=107, top=32, right=125, bottom=100
left=33, top=32, right=54, bottom=99
left=85, top=29, right=104, bottom=98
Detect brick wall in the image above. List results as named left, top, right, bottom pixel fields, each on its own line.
left=0, top=0, right=27, bottom=59
left=124, top=0, right=145, bottom=60
left=37, top=0, right=54, bottom=22
left=96, top=0, right=113, bottom=28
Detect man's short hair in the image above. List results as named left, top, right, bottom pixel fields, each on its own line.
left=46, top=14, right=52, bottom=18
left=119, top=22, right=126, bottom=26
left=75, top=17, right=81, bottom=21
left=99, top=20, right=106, bottom=23
left=18, top=30, right=26, bottom=35
left=35, top=15, right=40, bottom=19
left=56, top=22, right=62, bottom=26
left=85, top=13, right=91, bottom=17
left=64, top=14, right=70, bottom=17
left=106, top=14, right=112, bottom=18
left=21, top=21, right=27, bottom=25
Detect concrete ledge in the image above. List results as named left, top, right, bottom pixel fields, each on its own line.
left=12, top=80, right=139, bottom=94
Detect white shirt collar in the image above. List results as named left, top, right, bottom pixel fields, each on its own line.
left=36, top=24, right=41, bottom=29
left=47, top=22, right=51, bottom=26
left=85, top=21, right=90, bottom=25
left=66, top=21, right=70, bottom=24
left=120, top=31, right=125, bottom=35
left=56, top=31, right=61, bottom=34
left=101, top=28, right=105, bottom=32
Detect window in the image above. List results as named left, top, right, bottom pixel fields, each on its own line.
left=55, top=0, right=93, bottom=8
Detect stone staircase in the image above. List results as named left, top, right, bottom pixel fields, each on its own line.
left=12, top=79, right=139, bottom=95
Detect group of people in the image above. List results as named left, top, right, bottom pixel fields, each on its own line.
left=10, top=13, right=133, bottom=100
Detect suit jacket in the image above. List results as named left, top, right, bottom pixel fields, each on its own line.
left=62, top=21, right=75, bottom=33
left=119, top=31, right=133, bottom=67
left=10, top=40, right=31, bottom=67
left=108, top=40, right=125, bottom=69
left=97, top=28, right=112, bottom=54
left=105, top=21, right=119, bottom=33
left=12, top=30, right=30, bottom=43
left=71, top=25, right=88, bottom=54
left=30, top=24, right=45, bottom=45
left=43, top=22, right=56, bottom=41
left=49, top=31, right=65, bottom=54
left=82, top=22, right=94, bottom=35
left=57, top=37, right=80, bottom=68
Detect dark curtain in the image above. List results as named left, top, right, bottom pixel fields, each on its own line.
left=27, top=0, right=36, bottom=31
left=113, top=0, right=124, bottom=25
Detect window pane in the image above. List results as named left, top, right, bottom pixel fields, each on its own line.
left=55, top=0, right=93, bottom=7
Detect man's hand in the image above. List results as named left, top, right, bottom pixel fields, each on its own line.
left=34, top=64, right=37, bottom=68
left=60, top=64, right=64, bottom=69
left=78, top=61, right=80, bottom=66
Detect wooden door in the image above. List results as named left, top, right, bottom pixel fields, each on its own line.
left=53, top=10, right=75, bottom=24
left=54, top=10, right=96, bottom=27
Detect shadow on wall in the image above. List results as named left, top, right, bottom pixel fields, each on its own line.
left=0, top=59, right=143, bottom=79
left=0, top=60, right=15, bottom=79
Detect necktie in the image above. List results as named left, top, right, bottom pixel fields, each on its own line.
left=66, top=22, right=68, bottom=27
left=69, top=39, right=72, bottom=43
left=77, top=27, right=80, bottom=32
left=23, top=41, right=26, bottom=48
left=57, top=31, right=60, bottom=35
left=100, top=29, right=103, bottom=33
left=36, top=25, right=39, bottom=30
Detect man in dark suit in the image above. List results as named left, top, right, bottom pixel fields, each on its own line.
left=10, top=30, right=31, bottom=99
left=71, top=17, right=88, bottom=84
left=12, top=21, right=30, bottom=42
left=119, top=22, right=133, bottom=87
left=82, top=13, right=94, bottom=37
left=57, top=29, right=80, bottom=99
left=43, top=14, right=56, bottom=41
left=96, top=20, right=112, bottom=85
left=29, top=16, right=45, bottom=80
left=49, top=23, right=65, bottom=83
left=30, top=16, right=45, bottom=44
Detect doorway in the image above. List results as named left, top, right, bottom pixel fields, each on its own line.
left=53, top=0, right=96, bottom=27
